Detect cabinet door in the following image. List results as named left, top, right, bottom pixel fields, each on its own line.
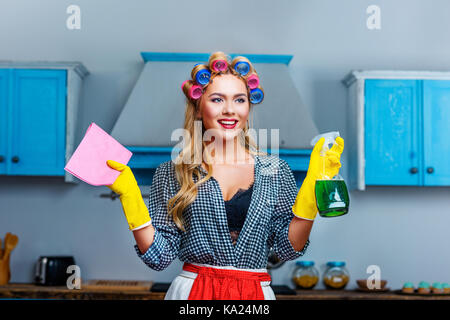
left=0, top=69, right=9, bottom=174
left=423, top=80, right=450, bottom=185
left=9, top=69, right=66, bottom=175
left=364, top=80, right=422, bottom=185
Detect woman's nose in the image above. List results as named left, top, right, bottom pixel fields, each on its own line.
left=222, top=100, right=235, bottom=114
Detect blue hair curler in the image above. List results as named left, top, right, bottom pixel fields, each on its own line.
left=249, top=88, right=264, bottom=104
left=234, top=61, right=250, bottom=76
left=195, top=68, right=211, bottom=86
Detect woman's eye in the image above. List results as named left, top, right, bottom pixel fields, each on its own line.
left=211, top=97, right=246, bottom=103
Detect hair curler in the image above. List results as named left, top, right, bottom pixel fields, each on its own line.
left=249, top=88, right=264, bottom=104
left=189, top=84, right=203, bottom=99
left=246, top=74, right=260, bottom=89
left=191, top=64, right=211, bottom=86
left=211, top=59, right=228, bottom=72
left=233, top=61, right=250, bottom=76
left=182, top=80, right=203, bottom=100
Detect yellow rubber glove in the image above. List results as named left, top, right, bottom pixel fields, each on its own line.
left=292, top=137, right=345, bottom=220
left=106, top=160, right=151, bottom=231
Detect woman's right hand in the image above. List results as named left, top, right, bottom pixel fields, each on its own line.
left=106, top=160, right=140, bottom=196
left=106, top=160, right=152, bottom=231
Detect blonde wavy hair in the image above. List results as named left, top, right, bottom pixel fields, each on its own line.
left=168, top=51, right=267, bottom=232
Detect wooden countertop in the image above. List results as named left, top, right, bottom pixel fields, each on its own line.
left=1, top=283, right=449, bottom=300
left=0, top=283, right=166, bottom=300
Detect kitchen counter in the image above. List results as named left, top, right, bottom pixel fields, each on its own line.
left=1, top=284, right=450, bottom=300
left=0, top=283, right=166, bottom=300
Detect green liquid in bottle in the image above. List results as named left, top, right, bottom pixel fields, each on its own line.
left=315, top=179, right=350, bottom=218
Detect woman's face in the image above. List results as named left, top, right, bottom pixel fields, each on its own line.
left=198, top=74, right=250, bottom=144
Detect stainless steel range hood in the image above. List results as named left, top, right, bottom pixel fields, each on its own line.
left=110, top=53, right=318, bottom=176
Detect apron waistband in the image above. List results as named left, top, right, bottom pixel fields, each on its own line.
left=182, top=262, right=271, bottom=282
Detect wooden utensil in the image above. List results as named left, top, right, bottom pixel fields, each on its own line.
left=0, top=233, right=19, bottom=285
left=5, top=234, right=18, bottom=282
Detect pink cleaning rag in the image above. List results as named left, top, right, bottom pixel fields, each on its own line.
left=64, top=122, right=132, bottom=186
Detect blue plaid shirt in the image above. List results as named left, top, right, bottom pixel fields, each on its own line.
left=134, top=154, right=310, bottom=270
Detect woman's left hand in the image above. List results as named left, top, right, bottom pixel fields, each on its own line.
left=291, top=137, right=345, bottom=221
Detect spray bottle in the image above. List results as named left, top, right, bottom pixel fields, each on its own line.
left=310, top=131, right=349, bottom=217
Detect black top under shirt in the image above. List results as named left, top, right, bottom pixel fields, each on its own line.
left=224, top=182, right=254, bottom=246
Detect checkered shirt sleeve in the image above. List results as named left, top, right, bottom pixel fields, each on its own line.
left=134, top=161, right=181, bottom=271
left=268, top=159, right=310, bottom=261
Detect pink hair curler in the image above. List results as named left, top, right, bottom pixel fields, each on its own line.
left=181, top=80, right=188, bottom=91
left=189, top=84, right=203, bottom=99
left=211, top=59, right=228, bottom=72
left=246, top=74, right=260, bottom=90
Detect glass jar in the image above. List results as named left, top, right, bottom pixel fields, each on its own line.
left=323, top=261, right=350, bottom=290
left=292, top=261, right=319, bottom=289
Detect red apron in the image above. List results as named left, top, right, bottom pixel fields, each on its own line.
left=182, top=262, right=272, bottom=300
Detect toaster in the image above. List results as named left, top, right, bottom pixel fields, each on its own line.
left=35, top=256, right=76, bottom=286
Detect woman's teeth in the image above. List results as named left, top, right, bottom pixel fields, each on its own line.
left=218, top=120, right=238, bottom=128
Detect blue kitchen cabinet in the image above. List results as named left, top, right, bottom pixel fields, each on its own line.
left=0, top=69, right=8, bottom=175
left=0, top=62, right=88, bottom=182
left=423, top=80, right=450, bottom=185
left=9, top=69, right=67, bottom=175
left=364, top=79, right=422, bottom=186
left=343, top=71, right=450, bottom=190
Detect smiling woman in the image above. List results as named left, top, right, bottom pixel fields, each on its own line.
left=132, top=52, right=309, bottom=300
left=105, top=51, right=343, bottom=301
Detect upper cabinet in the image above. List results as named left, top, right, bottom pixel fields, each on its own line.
left=0, top=62, right=88, bottom=182
left=343, top=71, right=450, bottom=190
left=423, top=80, right=450, bottom=185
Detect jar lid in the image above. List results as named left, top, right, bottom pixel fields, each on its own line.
left=403, top=282, right=414, bottom=288
left=326, top=261, right=346, bottom=267
left=296, top=260, right=315, bottom=267
left=432, top=282, right=442, bottom=289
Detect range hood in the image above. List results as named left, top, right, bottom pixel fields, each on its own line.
left=110, top=52, right=318, bottom=178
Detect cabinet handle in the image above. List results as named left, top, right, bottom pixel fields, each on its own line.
left=409, top=167, right=418, bottom=174
left=0, top=155, right=4, bottom=163
left=427, top=167, right=434, bottom=174
left=11, top=156, right=19, bottom=163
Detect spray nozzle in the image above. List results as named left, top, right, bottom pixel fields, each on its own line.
left=310, top=131, right=341, bottom=180
left=310, top=131, right=340, bottom=156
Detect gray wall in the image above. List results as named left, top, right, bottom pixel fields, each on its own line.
left=1, top=0, right=449, bottom=289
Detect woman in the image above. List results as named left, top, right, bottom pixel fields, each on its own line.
left=106, top=51, right=344, bottom=300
